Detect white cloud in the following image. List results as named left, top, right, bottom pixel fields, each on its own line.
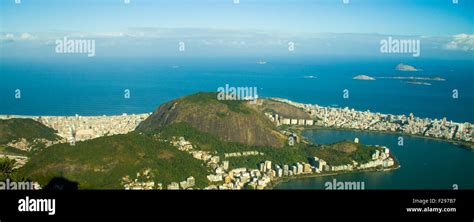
left=19, top=32, right=36, bottom=40
left=65, top=32, right=126, bottom=38
left=5, top=33, right=15, bottom=40
left=1, top=29, right=473, bottom=59
left=0, top=32, right=37, bottom=41
left=444, top=33, right=474, bottom=51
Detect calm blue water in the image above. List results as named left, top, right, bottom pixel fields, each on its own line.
left=1, top=57, right=473, bottom=123
left=275, top=129, right=474, bottom=190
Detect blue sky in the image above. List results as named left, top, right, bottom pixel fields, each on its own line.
left=0, top=0, right=473, bottom=58
left=1, top=0, right=472, bottom=35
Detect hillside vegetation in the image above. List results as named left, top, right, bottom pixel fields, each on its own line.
left=0, top=118, right=60, bottom=153
left=256, top=99, right=311, bottom=119
left=312, top=141, right=383, bottom=165
left=157, top=123, right=378, bottom=168
left=0, top=118, right=59, bottom=144
left=18, top=132, right=209, bottom=189
left=137, top=92, right=286, bottom=147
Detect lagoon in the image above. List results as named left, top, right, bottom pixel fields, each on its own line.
left=275, top=129, right=474, bottom=190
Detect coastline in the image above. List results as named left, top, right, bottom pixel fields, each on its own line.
left=0, top=113, right=151, bottom=143
left=267, top=125, right=471, bottom=189
left=269, top=163, right=401, bottom=190
left=0, top=113, right=152, bottom=118
left=297, top=126, right=474, bottom=151
left=269, top=97, right=472, bottom=149
left=3, top=111, right=472, bottom=151
left=269, top=137, right=402, bottom=190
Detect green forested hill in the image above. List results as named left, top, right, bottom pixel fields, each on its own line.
left=136, top=92, right=286, bottom=147
left=18, top=132, right=209, bottom=189
left=0, top=118, right=59, bottom=144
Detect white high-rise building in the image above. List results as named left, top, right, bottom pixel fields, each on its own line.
left=265, top=160, right=272, bottom=171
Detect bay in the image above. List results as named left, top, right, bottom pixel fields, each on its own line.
left=275, top=128, right=474, bottom=190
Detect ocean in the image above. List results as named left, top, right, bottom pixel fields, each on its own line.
left=1, top=56, right=473, bottom=123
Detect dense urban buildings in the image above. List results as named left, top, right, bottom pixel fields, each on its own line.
left=267, top=98, right=472, bottom=142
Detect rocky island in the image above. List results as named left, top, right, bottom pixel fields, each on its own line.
left=353, top=75, right=376, bottom=80
left=395, top=63, right=421, bottom=71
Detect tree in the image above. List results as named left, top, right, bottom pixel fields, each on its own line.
left=0, top=157, right=16, bottom=180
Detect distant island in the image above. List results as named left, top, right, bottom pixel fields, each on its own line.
left=352, top=74, right=445, bottom=83
left=377, top=76, right=446, bottom=81
left=395, top=63, right=422, bottom=71
left=405, top=81, right=432, bottom=86
left=353, top=75, right=375, bottom=80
